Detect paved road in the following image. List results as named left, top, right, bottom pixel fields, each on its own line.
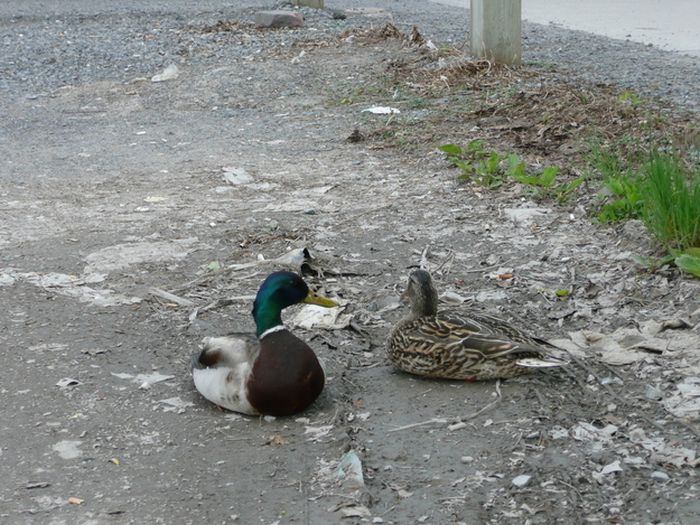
left=432, top=0, right=700, bottom=56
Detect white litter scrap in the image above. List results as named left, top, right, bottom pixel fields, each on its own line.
left=628, top=428, right=698, bottom=468
left=52, top=440, right=83, bottom=460
left=512, top=474, right=531, bottom=488
left=143, top=196, right=166, bottom=203
left=337, top=450, right=365, bottom=489
left=289, top=304, right=351, bottom=330
left=29, top=343, right=68, bottom=353
left=151, top=64, right=179, bottom=82
left=503, top=207, right=549, bottom=226
left=222, top=166, right=253, bottom=186
left=304, top=424, right=333, bottom=442
left=226, top=247, right=312, bottom=272
left=56, top=378, right=80, bottom=388
left=340, top=505, right=371, bottom=518
left=663, top=377, right=700, bottom=418
left=652, top=446, right=697, bottom=468
left=592, top=460, right=623, bottom=484
left=361, top=106, right=400, bottom=115
left=111, top=371, right=175, bottom=386
left=159, top=397, right=195, bottom=412
left=570, top=421, right=618, bottom=452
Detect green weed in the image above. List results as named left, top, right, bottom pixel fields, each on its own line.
left=595, top=149, right=700, bottom=278
left=510, top=157, right=584, bottom=203
left=597, top=174, right=644, bottom=223
left=439, top=141, right=506, bottom=188
left=590, top=144, right=645, bottom=222
left=642, top=154, right=700, bottom=252
left=441, top=144, right=583, bottom=200
left=619, top=89, right=642, bottom=107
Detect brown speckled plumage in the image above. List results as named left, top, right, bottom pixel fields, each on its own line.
left=387, top=270, right=566, bottom=380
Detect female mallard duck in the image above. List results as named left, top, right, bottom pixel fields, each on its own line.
left=192, top=271, right=338, bottom=416
left=387, top=270, right=566, bottom=380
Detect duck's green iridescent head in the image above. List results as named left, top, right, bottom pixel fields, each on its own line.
left=252, top=271, right=338, bottom=337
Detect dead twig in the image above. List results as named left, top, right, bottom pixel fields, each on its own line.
left=419, top=245, right=430, bottom=270
left=148, top=287, right=194, bottom=307
left=388, top=380, right=502, bottom=432
left=387, top=417, right=449, bottom=433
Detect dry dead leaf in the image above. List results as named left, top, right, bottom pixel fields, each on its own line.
left=269, top=434, right=288, bottom=446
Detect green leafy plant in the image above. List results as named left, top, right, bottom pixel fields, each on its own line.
left=597, top=149, right=700, bottom=278
left=441, top=145, right=583, bottom=200
left=513, top=162, right=584, bottom=203
left=474, top=151, right=506, bottom=188
left=590, top=144, right=645, bottom=222
left=556, top=176, right=586, bottom=204
left=674, top=252, right=700, bottom=277
left=619, top=90, right=642, bottom=107
left=439, top=141, right=506, bottom=188
left=597, top=173, right=644, bottom=223
left=505, top=154, right=527, bottom=178
left=514, top=166, right=559, bottom=187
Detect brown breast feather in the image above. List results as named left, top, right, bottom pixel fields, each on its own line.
left=247, top=330, right=324, bottom=416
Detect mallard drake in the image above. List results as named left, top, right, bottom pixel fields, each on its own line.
left=387, top=270, right=566, bottom=380
left=192, top=271, right=338, bottom=416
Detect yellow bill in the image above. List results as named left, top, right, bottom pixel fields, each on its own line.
left=303, top=290, right=338, bottom=308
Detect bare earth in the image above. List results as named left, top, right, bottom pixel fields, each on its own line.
left=1, top=5, right=699, bottom=525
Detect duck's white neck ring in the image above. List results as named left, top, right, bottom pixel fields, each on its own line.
left=259, top=325, right=287, bottom=339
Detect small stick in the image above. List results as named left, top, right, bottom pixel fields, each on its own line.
left=420, top=245, right=430, bottom=270
left=387, top=417, right=448, bottom=433
left=388, top=380, right=502, bottom=432
left=148, top=287, right=194, bottom=307
left=457, top=380, right=502, bottom=423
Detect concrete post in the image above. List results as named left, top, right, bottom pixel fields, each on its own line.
left=470, top=0, right=522, bottom=65
left=292, top=0, right=324, bottom=9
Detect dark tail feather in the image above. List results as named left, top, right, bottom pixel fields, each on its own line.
left=191, top=347, right=219, bottom=370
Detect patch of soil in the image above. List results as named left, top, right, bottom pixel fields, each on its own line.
left=1, top=16, right=698, bottom=525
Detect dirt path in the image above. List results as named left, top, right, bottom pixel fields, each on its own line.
left=1, top=8, right=699, bottom=525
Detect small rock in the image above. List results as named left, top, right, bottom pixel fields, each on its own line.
left=645, top=384, right=663, bottom=400
left=25, top=482, right=51, bottom=489
left=329, top=9, right=347, bottom=20
left=503, top=207, right=549, bottom=226
left=512, top=474, right=531, bottom=488
left=651, top=470, right=670, bottom=482
left=460, top=456, right=474, bottom=464
left=56, top=378, right=80, bottom=388
left=255, top=10, right=304, bottom=29
left=151, top=64, right=179, bottom=82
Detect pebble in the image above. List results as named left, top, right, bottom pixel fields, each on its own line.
left=151, top=64, right=179, bottom=83
left=255, top=10, right=304, bottom=29
left=651, top=470, right=670, bottom=482
left=512, top=474, right=532, bottom=488
left=460, top=456, right=474, bottom=463
left=645, top=384, right=663, bottom=400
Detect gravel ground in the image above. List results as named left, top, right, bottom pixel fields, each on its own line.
left=1, top=2, right=699, bottom=525
left=1, top=1, right=698, bottom=111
